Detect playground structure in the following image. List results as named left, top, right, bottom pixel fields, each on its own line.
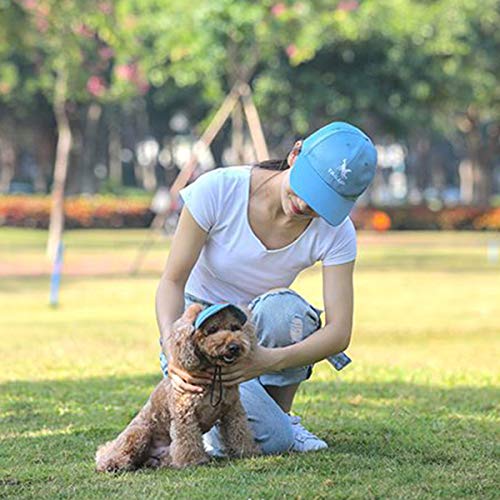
left=129, top=81, right=269, bottom=274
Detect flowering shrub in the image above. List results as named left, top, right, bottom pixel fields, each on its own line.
left=351, top=206, right=500, bottom=231
left=0, top=196, right=499, bottom=231
left=0, top=196, right=153, bottom=229
left=436, top=207, right=485, bottom=230
left=353, top=208, right=392, bottom=231
left=473, top=208, right=500, bottom=231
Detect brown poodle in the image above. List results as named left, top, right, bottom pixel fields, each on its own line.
left=95, top=303, right=260, bottom=471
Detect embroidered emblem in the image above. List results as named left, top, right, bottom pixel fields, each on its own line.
left=339, top=159, right=352, bottom=180
left=328, top=159, right=351, bottom=185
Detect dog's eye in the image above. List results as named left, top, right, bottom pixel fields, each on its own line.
left=205, top=326, right=218, bottom=335
left=230, top=324, right=241, bottom=331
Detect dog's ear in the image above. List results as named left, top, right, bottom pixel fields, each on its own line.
left=239, top=308, right=258, bottom=349
left=170, top=304, right=205, bottom=371
left=237, top=306, right=252, bottom=328
left=181, top=303, right=204, bottom=326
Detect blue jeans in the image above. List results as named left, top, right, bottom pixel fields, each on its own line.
left=159, top=288, right=351, bottom=455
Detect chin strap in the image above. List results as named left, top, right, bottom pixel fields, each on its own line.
left=209, top=366, right=223, bottom=407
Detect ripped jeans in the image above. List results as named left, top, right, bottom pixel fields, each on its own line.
left=159, top=288, right=351, bottom=456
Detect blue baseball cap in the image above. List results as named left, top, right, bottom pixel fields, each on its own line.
left=194, top=303, right=248, bottom=330
left=290, top=121, right=377, bottom=226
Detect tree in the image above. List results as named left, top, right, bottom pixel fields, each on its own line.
left=251, top=0, right=499, bottom=202
left=5, top=0, right=153, bottom=258
left=1, top=0, right=497, bottom=208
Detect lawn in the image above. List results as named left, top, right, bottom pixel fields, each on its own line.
left=1, top=228, right=499, bottom=499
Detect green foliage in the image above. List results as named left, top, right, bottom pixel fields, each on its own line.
left=0, top=0, right=498, bottom=205
left=0, top=0, right=148, bottom=105
left=252, top=0, right=500, bottom=136
left=1, top=0, right=497, bottom=136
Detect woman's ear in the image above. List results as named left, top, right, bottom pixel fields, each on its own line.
left=287, top=140, right=303, bottom=167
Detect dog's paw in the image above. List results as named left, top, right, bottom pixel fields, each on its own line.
left=95, top=457, right=133, bottom=473
left=95, top=443, right=134, bottom=473
left=144, top=445, right=171, bottom=469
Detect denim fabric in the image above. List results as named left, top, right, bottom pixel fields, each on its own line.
left=248, top=288, right=322, bottom=386
left=159, top=288, right=351, bottom=456
left=249, top=288, right=351, bottom=382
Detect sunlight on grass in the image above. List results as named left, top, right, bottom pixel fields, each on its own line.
left=1, top=228, right=499, bottom=498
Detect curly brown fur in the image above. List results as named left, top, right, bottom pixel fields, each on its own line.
left=95, top=304, right=260, bottom=472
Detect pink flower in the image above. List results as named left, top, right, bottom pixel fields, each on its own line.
left=286, top=44, right=297, bottom=58
left=337, top=0, right=359, bottom=12
left=20, top=0, right=37, bottom=11
left=74, top=23, right=94, bottom=38
left=0, top=82, right=11, bottom=94
left=115, top=62, right=149, bottom=94
left=271, top=3, right=286, bottom=17
left=136, top=80, right=150, bottom=95
left=86, top=76, right=106, bottom=97
left=37, top=3, right=50, bottom=17
left=294, top=2, right=306, bottom=14
left=35, top=17, right=49, bottom=33
left=98, top=1, right=113, bottom=15
left=98, top=46, right=114, bottom=60
left=115, top=64, right=135, bottom=82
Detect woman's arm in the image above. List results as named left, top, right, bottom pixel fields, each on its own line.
left=274, top=260, right=354, bottom=370
left=155, top=206, right=207, bottom=358
left=218, top=261, right=355, bottom=385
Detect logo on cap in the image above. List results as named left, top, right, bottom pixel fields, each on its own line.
left=328, top=158, right=352, bottom=186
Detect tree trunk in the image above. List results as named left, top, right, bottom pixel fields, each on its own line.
left=0, top=134, right=16, bottom=193
left=459, top=108, right=497, bottom=205
left=108, top=108, right=122, bottom=185
left=134, top=97, right=157, bottom=191
left=80, top=102, right=102, bottom=194
left=471, top=160, right=491, bottom=205
left=142, top=154, right=157, bottom=191
left=459, top=159, right=474, bottom=204
left=47, top=71, right=72, bottom=261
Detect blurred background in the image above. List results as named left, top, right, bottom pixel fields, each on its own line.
left=0, top=0, right=499, bottom=238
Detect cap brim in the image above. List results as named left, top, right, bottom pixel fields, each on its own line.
left=194, top=303, right=248, bottom=329
left=290, top=155, right=354, bottom=226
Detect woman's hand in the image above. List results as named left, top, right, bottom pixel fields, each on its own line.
left=168, top=362, right=212, bottom=394
left=212, top=345, right=282, bottom=387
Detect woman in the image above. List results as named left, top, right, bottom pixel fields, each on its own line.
left=156, top=121, right=377, bottom=455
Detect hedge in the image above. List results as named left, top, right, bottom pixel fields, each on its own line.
left=351, top=206, right=500, bottom=231
left=0, top=196, right=153, bottom=229
left=0, top=195, right=499, bottom=231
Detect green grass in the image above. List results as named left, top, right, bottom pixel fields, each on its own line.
left=1, top=228, right=499, bottom=499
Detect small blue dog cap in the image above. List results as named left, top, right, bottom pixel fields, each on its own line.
left=290, top=121, right=377, bottom=226
left=194, top=303, right=247, bottom=330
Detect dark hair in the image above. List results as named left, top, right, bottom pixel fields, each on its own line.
left=253, top=158, right=290, bottom=171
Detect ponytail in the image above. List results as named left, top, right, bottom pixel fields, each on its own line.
left=253, top=159, right=289, bottom=171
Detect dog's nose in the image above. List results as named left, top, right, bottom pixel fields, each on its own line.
left=228, top=343, right=240, bottom=355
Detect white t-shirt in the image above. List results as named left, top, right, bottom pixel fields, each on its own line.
left=180, top=166, right=357, bottom=306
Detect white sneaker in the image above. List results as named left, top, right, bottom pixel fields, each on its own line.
left=202, top=432, right=226, bottom=458
left=289, top=415, right=328, bottom=452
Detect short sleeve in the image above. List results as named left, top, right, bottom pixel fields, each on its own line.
left=179, top=170, right=221, bottom=232
left=322, top=217, right=357, bottom=266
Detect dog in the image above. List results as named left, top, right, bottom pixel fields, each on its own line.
left=95, top=303, right=260, bottom=471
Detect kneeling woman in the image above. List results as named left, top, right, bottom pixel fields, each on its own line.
left=156, top=121, right=377, bottom=454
